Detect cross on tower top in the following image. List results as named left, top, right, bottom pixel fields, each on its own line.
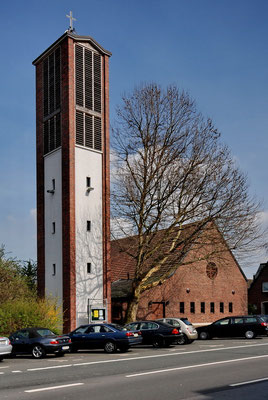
left=66, top=11, right=76, bottom=32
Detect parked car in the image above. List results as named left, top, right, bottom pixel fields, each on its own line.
left=9, top=328, right=71, bottom=359
left=156, top=317, right=198, bottom=344
left=124, top=320, right=182, bottom=347
left=258, top=315, right=268, bottom=323
left=197, top=315, right=268, bottom=340
left=69, top=323, right=142, bottom=353
left=0, top=337, right=12, bottom=361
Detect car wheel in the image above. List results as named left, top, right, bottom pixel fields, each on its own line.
left=245, top=330, right=255, bottom=339
left=104, top=341, right=117, bottom=353
left=32, top=345, right=46, bottom=359
left=177, top=334, right=188, bottom=345
left=199, top=331, right=209, bottom=340
left=152, top=337, right=163, bottom=348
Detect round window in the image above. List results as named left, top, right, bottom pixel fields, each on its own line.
left=206, top=262, right=218, bottom=280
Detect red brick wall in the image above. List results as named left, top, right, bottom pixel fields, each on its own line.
left=61, top=37, right=77, bottom=332
left=102, top=54, right=111, bottom=322
left=35, top=62, right=45, bottom=297
left=137, top=248, right=247, bottom=324
left=112, top=229, right=248, bottom=324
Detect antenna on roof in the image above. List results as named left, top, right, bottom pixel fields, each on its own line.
left=66, top=11, right=77, bottom=32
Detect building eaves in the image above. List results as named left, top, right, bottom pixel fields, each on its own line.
left=32, top=31, right=112, bottom=65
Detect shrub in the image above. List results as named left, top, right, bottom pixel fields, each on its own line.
left=0, top=297, right=63, bottom=336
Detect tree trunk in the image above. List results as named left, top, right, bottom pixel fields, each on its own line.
left=125, top=288, right=141, bottom=323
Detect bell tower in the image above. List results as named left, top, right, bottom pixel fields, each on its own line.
left=33, top=25, right=111, bottom=332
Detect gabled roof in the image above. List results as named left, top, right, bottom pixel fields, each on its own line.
left=111, top=220, right=247, bottom=297
left=111, top=221, right=202, bottom=284
left=32, top=31, right=111, bottom=65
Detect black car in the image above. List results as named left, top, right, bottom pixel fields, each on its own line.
left=124, top=320, right=182, bottom=347
left=9, top=328, right=71, bottom=359
left=197, top=315, right=268, bottom=340
left=69, top=323, right=142, bottom=353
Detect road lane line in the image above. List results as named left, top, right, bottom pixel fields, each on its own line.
left=12, top=370, right=22, bottom=373
left=230, top=377, right=268, bottom=387
left=27, top=364, right=72, bottom=372
left=0, top=366, right=9, bottom=369
left=126, top=354, right=268, bottom=378
left=25, top=383, right=84, bottom=393
left=23, top=342, right=268, bottom=372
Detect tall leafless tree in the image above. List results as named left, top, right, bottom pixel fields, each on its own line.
left=111, top=83, right=263, bottom=322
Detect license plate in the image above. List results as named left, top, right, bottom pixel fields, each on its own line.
left=62, top=346, right=69, bottom=350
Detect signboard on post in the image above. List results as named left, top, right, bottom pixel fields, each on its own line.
left=87, top=299, right=107, bottom=323
left=90, top=308, right=106, bottom=322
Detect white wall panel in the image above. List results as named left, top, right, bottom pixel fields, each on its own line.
left=44, top=149, right=63, bottom=304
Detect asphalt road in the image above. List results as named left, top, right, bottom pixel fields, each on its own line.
left=1, top=337, right=268, bottom=399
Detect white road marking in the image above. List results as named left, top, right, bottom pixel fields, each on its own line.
left=25, top=383, right=84, bottom=393
left=16, top=342, right=268, bottom=373
left=126, top=354, right=268, bottom=378
left=0, top=372, right=4, bottom=375
left=12, top=370, right=22, bottom=373
left=230, top=377, right=268, bottom=387
left=0, top=366, right=9, bottom=369
left=27, top=364, right=72, bottom=372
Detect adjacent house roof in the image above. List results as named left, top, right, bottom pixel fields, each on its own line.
left=249, top=261, right=268, bottom=289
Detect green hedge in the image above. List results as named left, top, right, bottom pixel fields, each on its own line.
left=0, top=297, right=63, bottom=336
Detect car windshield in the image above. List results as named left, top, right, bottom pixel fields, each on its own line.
left=180, top=318, right=192, bottom=326
left=36, top=329, right=56, bottom=337
left=107, top=324, right=125, bottom=331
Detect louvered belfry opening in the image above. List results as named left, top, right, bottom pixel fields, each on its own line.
left=43, top=47, right=61, bottom=155
left=75, top=44, right=102, bottom=151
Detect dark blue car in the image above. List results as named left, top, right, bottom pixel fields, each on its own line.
left=69, top=323, right=142, bottom=353
left=9, top=328, right=71, bottom=359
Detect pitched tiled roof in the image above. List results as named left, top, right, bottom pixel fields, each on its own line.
left=111, top=221, right=208, bottom=285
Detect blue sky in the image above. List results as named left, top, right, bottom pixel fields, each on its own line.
left=0, top=0, right=267, bottom=277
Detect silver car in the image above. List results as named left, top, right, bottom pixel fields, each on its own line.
left=0, top=337, right=12, bottom=361
left=157, top=318, right=198, bottom=344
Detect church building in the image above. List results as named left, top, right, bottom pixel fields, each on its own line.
left=33, top=19, right=111, bottom=332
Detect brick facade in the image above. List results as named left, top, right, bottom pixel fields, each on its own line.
left=111, top=226, right=248, bottom=324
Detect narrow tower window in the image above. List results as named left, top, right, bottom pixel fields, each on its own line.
left=190, top=302, right=195, bottom=313
left=87, top=263, right=92, bottom=274
left=201, top=302, right=205, bottom=313
left=52, top=264, right=56, bottom=276
left=87, top=221, right=91, bottom=231
left=52, top=222, right=56, bottom=234
left=86, top=177, right=91, bottom=187
left=229, top=302, right=233, bottom=313
left=220, top=302, right=224, bottom=313
left=179, top=302, right=184, bottom=313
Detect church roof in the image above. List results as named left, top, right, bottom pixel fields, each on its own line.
left=32, top=31, right=111, bottom=65
left=111, top=221, right=247, bottom=298
left=111, top=221, right=207, bottom=285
